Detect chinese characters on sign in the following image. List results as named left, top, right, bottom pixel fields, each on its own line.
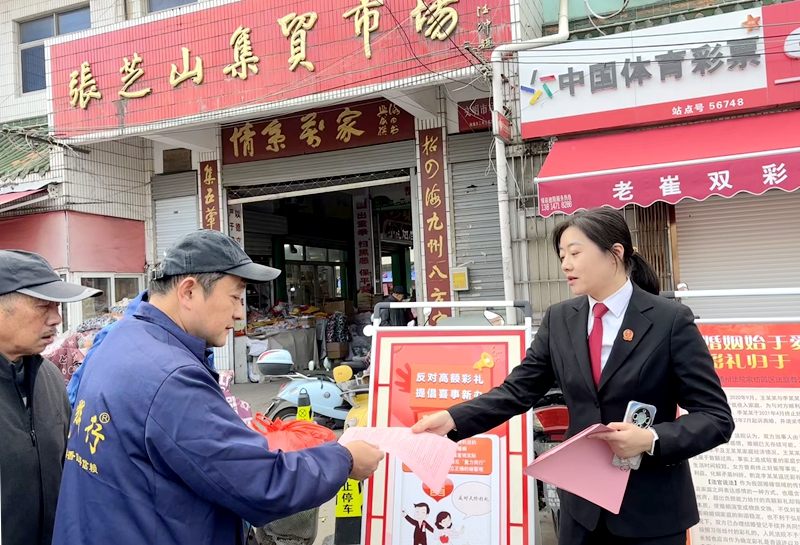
left=457, top=98, right=492, bottom=132
left=119, top=53, right=151, bottom=99
left=604, top=157, right=794, bottom=205
left=518, top=8, right=778, bottom=139
left=63, top=0, right=473, bottom=110
left=221, top=100, right=414, bottom=164
left=278, top=12, right=319, bottom=72
left=69, top=62, right=101, bottom=109
left=343, top=0, right=384, bottom=59
left=224, top=26, right=260, bottom=80
left=551, top=38, right=761, bottom=100
left=536, top=145, right=800, bottom=218
left=170, top=47, right=204, bottom=88
left=353, top=192, right=375, bottom=295
left=410, top=0, right=460, bottom=41
left=410, top=365, right=490, bottom=407
left=689, top=322, right=800, bottom=545
left=475, top=4, right=493, bottom=50
left=227, top=203, right=244, bottom=247
left=335, top=479, right=364, bottom=517
left=418, top=128, right=452, bottom=324
left=50, top=0, right=514, bottom=142
left=450, top=437, right=492, bottom=475
left=199, top=161, right=221, bottom=231
left=698, top=323, right=800, bottom=387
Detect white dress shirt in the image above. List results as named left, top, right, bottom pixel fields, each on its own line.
left=587, top=278, right=658, bottom=456
left=587, top=279, right=633, bottom=373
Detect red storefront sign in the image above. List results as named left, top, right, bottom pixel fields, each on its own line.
left=221, top=100, right=414, bottom=164
left=698, top=323, right=800, bottom=389
left=48, top=0, right=511, bottom=139
left=457, top=98, right=491, bottom=132
left=418, top=128, right=451, bottom=323
left=493, top=109, right=511, bottom=143
left=199, top=161, right=221, bottom=231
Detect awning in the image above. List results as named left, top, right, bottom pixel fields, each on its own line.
left=0, top=189, right=46, bottom=208
left=534, top=110, right=800, bottom=217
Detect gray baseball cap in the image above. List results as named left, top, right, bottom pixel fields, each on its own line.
left=155, top=229, right=281, bottom=283
left=0, top=250, right=102, bottom=302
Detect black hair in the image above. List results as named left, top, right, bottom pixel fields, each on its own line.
left=435, top=511, right=452, bottom=529
left=414, top=502, right=430, bottom=514
left=551, top=208, right=661, bottom=296
left=149, top=272, right=227, bottom=297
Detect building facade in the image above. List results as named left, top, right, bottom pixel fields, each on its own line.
left=495, top=0, right=800, bottom=323
left=1, top=0, right=545, bottom=371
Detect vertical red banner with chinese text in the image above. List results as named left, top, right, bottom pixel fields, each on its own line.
left=353, top=192, right=375, bottom=304
left=418, top=128, right=451, bottom=324
left=199, top=161, right=221, bottom=231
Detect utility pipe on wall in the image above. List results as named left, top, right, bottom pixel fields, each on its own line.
left=492, top=0, right=571, bottom=319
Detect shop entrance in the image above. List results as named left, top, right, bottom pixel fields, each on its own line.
left=232, top=178, right=417, bottom=370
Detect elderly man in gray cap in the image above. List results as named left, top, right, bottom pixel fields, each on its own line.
left=0, top=250, right=102, bottom=545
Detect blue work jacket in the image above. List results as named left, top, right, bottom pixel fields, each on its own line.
left=53, top=302, right=351, bottom=545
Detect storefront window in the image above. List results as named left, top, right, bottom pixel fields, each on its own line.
left=81, top=277, right=110, bottom=320
left=333, top=266, right=343, bottom=298
left=285, top=244, right=304, bottom=261
left=306, top=247, right=327, bottom=262
left=114, top=277, right=140, bottom=305
left=328, top=249, right=344, bottom=263
left=286, top=253, right=347, bottom=306
left=317, top=266, right=334, bottom=300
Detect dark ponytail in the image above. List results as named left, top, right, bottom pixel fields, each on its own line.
left=628, top=251, right=661, bottom=296
left=552, top=208, right=661, bottom=296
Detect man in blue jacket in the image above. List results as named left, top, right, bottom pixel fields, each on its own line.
left=66, top=291, right=146, bottom=408
left=67, top=291, right=216, bottom=409
left=53, top=230, right=383, bottom=545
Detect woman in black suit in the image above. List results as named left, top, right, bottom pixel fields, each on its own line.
left=413, top=208, right=734, bottom=545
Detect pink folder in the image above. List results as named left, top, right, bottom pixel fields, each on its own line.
left=524, top=423, right=631, bottom=514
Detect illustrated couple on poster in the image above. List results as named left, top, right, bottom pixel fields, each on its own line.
left=403, top=502, right=469, bottom=545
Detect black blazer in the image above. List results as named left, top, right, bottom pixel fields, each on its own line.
left=447, top=284, right=734, bottom=539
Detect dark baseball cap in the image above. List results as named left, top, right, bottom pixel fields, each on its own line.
left=0, top=250, right=102, bottom=302
left=155, top=229, right=281, bottom=283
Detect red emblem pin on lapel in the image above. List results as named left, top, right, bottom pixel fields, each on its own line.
left=623, top=329, right=634, bottom=342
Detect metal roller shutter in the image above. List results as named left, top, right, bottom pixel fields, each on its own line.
left=675, top=190, right=800, bottom=319
left=242, top=211, right=287, bottom=256
left=151, top=171, right=198, bottom=200
left=448, top=133, right=504, bottom=309
left=155, top=196, right=199, bottom=261
left=222, top=141, right=416, bottom=186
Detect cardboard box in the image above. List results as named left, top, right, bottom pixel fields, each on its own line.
left=323, top=300, right=355, bottom=317
left=326, top=342, right=350, bottom=360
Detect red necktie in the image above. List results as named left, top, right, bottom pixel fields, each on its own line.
left=589, top=303, right=609, bottom=388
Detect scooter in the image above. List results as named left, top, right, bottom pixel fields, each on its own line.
left=336, top=360, right=371, bottom=431
left=532, top=388, right=569, bottom=539
left=259, top=349, right=367, bottom=429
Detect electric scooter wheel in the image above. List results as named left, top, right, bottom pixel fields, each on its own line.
left=274, top=407, right=299, bottom=422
